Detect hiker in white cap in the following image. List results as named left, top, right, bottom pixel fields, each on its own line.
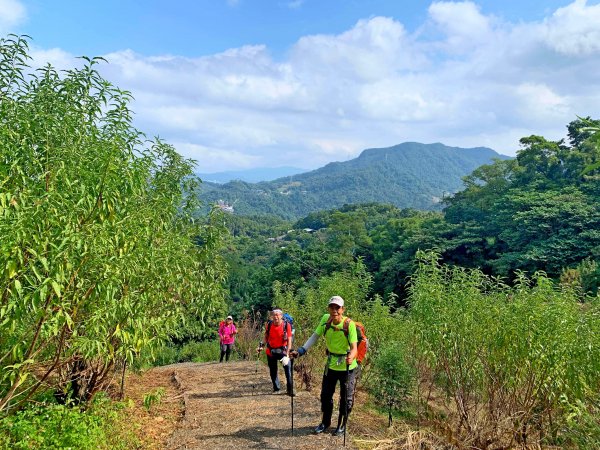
left=291, top=295, right=358, bottom=437
left=256, top=308, right=294, bottom=395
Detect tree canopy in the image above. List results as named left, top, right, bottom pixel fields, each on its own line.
left=0, top=35, right=226, bottom=411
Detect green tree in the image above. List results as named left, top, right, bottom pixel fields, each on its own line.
left=0, top=35, right=225, bottom=411
left=441, top=119, right=600, bottom=279
left=492, top=187, right=600, bottom=276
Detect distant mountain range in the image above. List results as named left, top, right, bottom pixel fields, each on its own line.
left=197, top=166, right=304, bottom=183
left=200, top=142, right=510, bottom=219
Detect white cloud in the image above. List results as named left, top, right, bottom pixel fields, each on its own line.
left=308, top=138, right=362, bottom=157
left=174, top=142, right=260, bottom=170
left=542, top=0, right=600, bottom=55
left=29, top=47, right=77, bottom=70
left=0, top=0, right=26, bottom=31
left=21, top=1, right=600, bottom=171
left=292, top=16, right=418, bottom=81
left=513, top=83, right=570, bottom=119
left=428, top=1, right=493, bottom=52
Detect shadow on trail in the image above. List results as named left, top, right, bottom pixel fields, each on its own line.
left=192, top=425, right=317, bottom=447
left=189, top=386, right=277, bottom=400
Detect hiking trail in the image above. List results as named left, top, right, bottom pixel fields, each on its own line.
left=157, top=360, right=357, bottom=449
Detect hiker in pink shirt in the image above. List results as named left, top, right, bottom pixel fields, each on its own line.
left=219, top=315, right=237, bottom=362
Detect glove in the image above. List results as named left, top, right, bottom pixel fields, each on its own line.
left=297, top=346, right=306, bottom=356
left=280, top=356, right=290, bottom=366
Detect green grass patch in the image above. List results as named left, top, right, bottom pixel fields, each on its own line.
left=138, top=340, right=224, bottom=368
left=0, top=394, right=139, bottom=450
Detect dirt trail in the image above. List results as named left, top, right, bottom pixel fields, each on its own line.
left=161, top=360, right=357, bottom=450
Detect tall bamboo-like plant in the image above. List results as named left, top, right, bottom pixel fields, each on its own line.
left=0, top=35, right=226, bottom=412
left=409, top=251, right=600, bottom=448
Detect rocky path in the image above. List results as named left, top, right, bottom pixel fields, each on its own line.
left=162, top=360, right=356, bottom=450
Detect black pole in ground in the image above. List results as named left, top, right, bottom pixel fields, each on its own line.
left=290, top=359, right=294, bottom=436
left=253, top=347, right=261, bottom=396
left=344, top=355, right=349, bottom=447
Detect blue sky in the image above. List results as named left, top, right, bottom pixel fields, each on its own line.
left=2, top=0, right=600, bottom=171
left=17, top=1, right=579, bottom=57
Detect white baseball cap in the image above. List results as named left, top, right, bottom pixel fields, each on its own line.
left=328, top=296, right=344, bottom=307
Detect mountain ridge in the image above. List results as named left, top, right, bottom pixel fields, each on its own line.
left=200, top=142, right=510, bottom=219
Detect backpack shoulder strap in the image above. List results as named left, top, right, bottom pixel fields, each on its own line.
left=342, top=317, right=351, bottom=339
left=265, top=320, right=273, bottom=342
left=324, top=316, right=351, bottom=338
left=283, top=319, right=290, bottom=341
left=324, top=316, right=334, bottom=335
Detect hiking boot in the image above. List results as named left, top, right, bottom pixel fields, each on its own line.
left=273, top=388, right=281, bottom=394
left=286, top=388, right=295, bottom=397
left=331, top=424, right=346, bottom=436
left=332, top=414, right=347, bottom=436
left=313, top=423, right=329, bottom=434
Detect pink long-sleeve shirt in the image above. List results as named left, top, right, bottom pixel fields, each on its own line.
left=219, top=322, right=237, bottom=345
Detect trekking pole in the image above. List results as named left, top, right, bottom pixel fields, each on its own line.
left=253, top=345, right=262, bottom=396
left=290, top=358, right=294, bottom=436
left=344, top=352, right=349, bottom=447
left=255, top=347, right=261, bottom=374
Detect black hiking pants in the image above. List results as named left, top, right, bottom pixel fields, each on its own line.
left=320, top=367, right=356, bottom=425
left=220, top=343, right=233, bottom=362
left=267, top=352, right=292, bottom=391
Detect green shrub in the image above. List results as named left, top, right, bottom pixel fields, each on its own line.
left=0, top=394, right=138, bottom=449
left=139, top=340, right=222, bottom=367
left=367, top=341, right=415, bottom=426
left=183, top=341, right=221, bottom=363
left=143, top=387, right=166, bottom=411
left=148, top=345, right=181, bottom=367
left=408, top=251, right=600, bottom=448
left=561, top=396, right=600, bottom=449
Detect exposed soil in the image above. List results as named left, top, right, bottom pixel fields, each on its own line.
left=166, top=360, right=357, bottom=449
left=120, top=367, right=185, bottom=449
left=126, top=360, right=363, bottom=449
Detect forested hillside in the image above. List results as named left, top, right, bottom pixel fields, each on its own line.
left=200, top=142, right=509, bottom=219
left=223, top=121, right=600, bottom=310
left=224, top=119, right=600, bottom=310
